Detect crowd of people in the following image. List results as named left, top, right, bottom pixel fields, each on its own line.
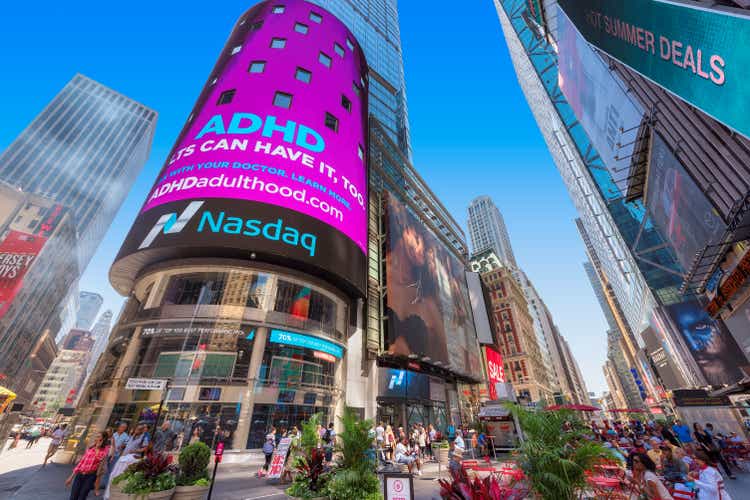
left=589, top=418, right=749, bottom=499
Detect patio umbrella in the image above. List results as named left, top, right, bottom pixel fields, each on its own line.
left=546, top=404, right=601, bottom=412
left=609, top=408, right=646, bottom=413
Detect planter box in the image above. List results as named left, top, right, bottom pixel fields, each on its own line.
left=110, top=486, right=175, bottom=500
left=173, top=484, right=209, bottom=500
left=436, top=448, right=450, bottom=465
left=147, top=487, right=176, bottom=499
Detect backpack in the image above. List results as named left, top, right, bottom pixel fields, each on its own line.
left=323, top=429, right=331, bottom=443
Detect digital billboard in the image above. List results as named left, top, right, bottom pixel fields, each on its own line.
left=484, top=347, right=505, bottom=400
left=0, top=230, right=47, bottom=318
left=646, top=132, right=725, bottom=271
left=666, top=300, right=747, bottom=386
left=723, top=300, right=750, bottom=362
left=558, top=0, right=750, bottom=139
left=113, top=0, right=369, bottom=296
left=557, top=6, right=645, bottom=187
left=384, top=195, right=481, bottom=380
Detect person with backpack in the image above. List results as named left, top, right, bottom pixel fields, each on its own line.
left=323, top=423, right=335, bottom=462
left=259, top=428, right=276, bottom=477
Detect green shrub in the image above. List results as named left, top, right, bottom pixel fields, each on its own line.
left=336, top=407, right=374, bottom=473
left=328, top=469, right=382, bottom=500
left=177, top=442, right=211, bottom=486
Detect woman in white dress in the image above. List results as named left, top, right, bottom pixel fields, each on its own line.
left=690, top=450, right=732, bottom=500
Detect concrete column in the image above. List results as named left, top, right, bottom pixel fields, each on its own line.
left=232, top=326, right=269, bottom=450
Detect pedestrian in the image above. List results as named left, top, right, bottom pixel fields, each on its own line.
left=260, top=432, right=275, bottom=476
left=628, top=452, right=672, bottom=500
left=417, top=425, right=426, bottom=458
left=43, top=424, right=67, bottom=466
left=428, top=424, right=437, bottom=459
left=153, top=421, right=176, bottom=453
left=690, top=450, right=733, bottom=500
left=693, top=423, right=735, bottom=479
left=189, top=426, right=201, bottom=445
left=324, top=423, right=335, bottom=462
left=672, top=419, right=693, bottom=450
left=395, top=437, right=421, bottom=475
left=385, top=424, right=396, bottom=460
left=120, top=423, right=149, bottom=458
left=447, top=422, right=456, bottom=443
left=66, top=431, right=110, bottom=500
left=375, top=421, right=385, bottom=452
left=453, top=430, right=466, bottom=456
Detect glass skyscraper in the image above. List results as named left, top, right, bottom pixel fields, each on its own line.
left=308, top=0, right=411, bottom=157
left=75, top=291, right=103, bottom=331
left=0, top=74, right=157, bottom=270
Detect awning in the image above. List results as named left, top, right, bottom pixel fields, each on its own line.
left=0, top=386, right=17, bottom=414
left=479, top=406, right=511, bottom=418
left=709, top=376, right=750, bottom=398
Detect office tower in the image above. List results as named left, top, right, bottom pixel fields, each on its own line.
left=0, top=74, right=157, bottom=270
left=605, top=329, right=645, bottom=411
left=87, top=310, right=113, bottom=377
left=308, top=0, right=411, bottom=157
left=82, top=0, right=373, bottom=448
left=76, top=291, right=103, bottom=330
left=467, top=195, right=517, bottom=267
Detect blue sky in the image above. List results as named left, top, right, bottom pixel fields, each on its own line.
left=0, top=1, right=609, bottom=393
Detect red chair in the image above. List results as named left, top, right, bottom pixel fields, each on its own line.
left=670, top=489, right=696, bottom=499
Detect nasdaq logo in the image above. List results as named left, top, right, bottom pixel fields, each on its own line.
left=138, top=201, right=204, bottom=249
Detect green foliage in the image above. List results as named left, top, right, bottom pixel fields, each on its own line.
left=336, top=407, right=374, bottom=473
left=193, top=478, right=210, bottom=487
left=328, top=469, right=382, bottom=500
left=301, top=413, right=322, bottom=453
left=122, top=471, right=176, bottom=495
left=112, top=469, right=133, bottom=486
left=506, top=403, right=617, bottom=500
left=287, top=445, right=330, bottom=498
left=177, top=442, right=211, bottom=486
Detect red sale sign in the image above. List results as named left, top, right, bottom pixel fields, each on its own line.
left=485, top=347, right=505, bottom=400
left=267, top=437, right=292, bottom=480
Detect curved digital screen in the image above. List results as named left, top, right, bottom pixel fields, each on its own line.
left=112, top=0, right=368, bottom=296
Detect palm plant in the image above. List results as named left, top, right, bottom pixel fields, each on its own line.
left=506, top=403, right=618, bottom=499
left=336, top=407, right=375, bottom=472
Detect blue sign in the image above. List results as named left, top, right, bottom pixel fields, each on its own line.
left=269, top=329, right=343, bottom=359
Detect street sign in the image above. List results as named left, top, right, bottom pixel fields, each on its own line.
left=215, top=442, right=225, bottom=463
left=125, top=378, right=168, bottom=391
left=267, top=437, right=292, bottom=479
left=384, top=473, right=413, bottom=500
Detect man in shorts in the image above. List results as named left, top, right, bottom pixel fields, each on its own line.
left=43, top=424, right=67, bottom=466
left=395, top=438, right=422, bottom=475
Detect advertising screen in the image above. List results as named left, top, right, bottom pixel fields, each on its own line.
left=557, top=6, right=645, bottom=188
left=666, top=300, right=747, bottom=386
left=646, top=132, right=726, bottom=271
left=467, top=271, right=495, bottom=345
left=0, top=230, right=47, bottom=318
left=723, top=300, right=750, bottom=362
left=113, top=1, right=369, bottom=296
left=384, top=195, right=481, bottom=380
left=378, top=368, right=430, bottom=400
left=557, top=0, right=750, bottom=139
left=484, top=347, right=505, bottom=400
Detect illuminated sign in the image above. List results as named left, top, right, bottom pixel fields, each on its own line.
left=0, top=230, right=47, bottom=318
left=484, top=347, right=506, bottom=400
left=113, top=0, right=369, bottom=295
left=269, top=329, right=343, bottom=359
left=558, top=0, right=750, bottom=138
left=707, top=250, right=750, bottom=316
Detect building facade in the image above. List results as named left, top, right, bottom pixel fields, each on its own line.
left=467, top=196, right=517, bottom=268
left=87, top=310, right=113, bottom=378
left=480, top=265, right=553, bottom=405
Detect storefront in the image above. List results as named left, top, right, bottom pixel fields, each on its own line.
left=93, top=262, right=350, bottom=450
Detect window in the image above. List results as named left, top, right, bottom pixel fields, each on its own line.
left=250, top=21, right=263, bottom=31
left=357, top=144, right=364, bottom=160
left=341, top=94, right=351, bottom=112
left=271, top=37, right=286, bottom=49
left=352, top=82, right=361, bottom=96
left=346, top=38, right=354, bottom=50
left=273, top=5, right=285, bottom=13
left=273, top=91, right=292, bottom=109
left=309, top=11, right=322, bottom=23
left=324, top=112, right=338, bottom=132
left=333, top=43, right=345, bottom=58
left=295, top=67, right=312, bottom=83
left=231, top=45, right=242, bottom=55
left=294, top=22, right=309, bottom=34
left=217, top=89, right=236, bottom=105
left=248, top=60, right=266, bottom=73
left=318, top=51, right=332, bottom=68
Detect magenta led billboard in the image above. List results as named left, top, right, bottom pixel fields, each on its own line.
left=112, top=0, right=369, bottom=296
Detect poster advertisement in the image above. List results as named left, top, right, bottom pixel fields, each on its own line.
left=646, top=133, right=725, bottom=271
left=557, top=0, right=750, bottom=139
left=0, top=230, right=47, bottom=318
left=115, top=2, right=369, bottom=295
left=666, top=300, right=747, bottom=386
left=267, top=437, right=292, bottom=479
left=484, top=347, right=506, bottom=400
left=557, top=6, right=645, bottom=187
left=384, top=195, right=481, bottom=379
